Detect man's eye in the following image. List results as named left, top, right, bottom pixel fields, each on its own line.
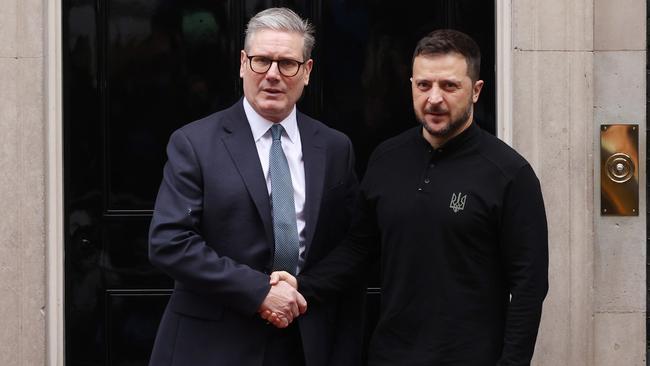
left=442, top=82, right=459, bottom=90
left=278, top=60, right=295, bottom=68
left=417, top=82, right=430, bottom=90
left=254, top=57, right=271, bottom=66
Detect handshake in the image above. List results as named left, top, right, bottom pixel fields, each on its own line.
left=258, top=271, right=305, bottom=328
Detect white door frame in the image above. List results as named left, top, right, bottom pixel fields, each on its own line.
left=496, top=0, right=513, bottom=145
left=46, top=0, right=65, bottom=364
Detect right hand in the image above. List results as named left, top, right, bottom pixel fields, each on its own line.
left=258, top=280, right=307, bottom=328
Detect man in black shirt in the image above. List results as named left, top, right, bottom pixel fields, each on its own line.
left=266, top=29, right=548, bottom=366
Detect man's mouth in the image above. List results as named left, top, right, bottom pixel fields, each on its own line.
left=424, top=107, right=448, bottom=115
left=263, top=88, right=283, bottom=95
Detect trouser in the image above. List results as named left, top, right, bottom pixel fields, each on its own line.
left=262, top=322, right=305, bottom=366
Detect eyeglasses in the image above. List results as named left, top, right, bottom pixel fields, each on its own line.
left=246, top=55, right=306, bottom=77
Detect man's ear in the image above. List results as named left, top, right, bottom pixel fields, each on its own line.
left=472, top=80, right=484, bottom=103
left=302, top=59, right=313, bottom=86
left=239, top=50, right=247, bottom=78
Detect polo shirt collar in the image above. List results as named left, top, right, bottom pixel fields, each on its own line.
left=418, top=120, right=480, bottom=153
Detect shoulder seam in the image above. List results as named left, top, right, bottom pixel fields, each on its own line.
left=475, top=131, right=529, bottom=181
left=368, top=129, right=419, bottom=168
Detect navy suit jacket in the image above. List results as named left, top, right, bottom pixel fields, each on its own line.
left=148, top=99, right=364, bottom=366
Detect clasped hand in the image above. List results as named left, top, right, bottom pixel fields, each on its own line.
left=258, top=271, right=303, bottom=328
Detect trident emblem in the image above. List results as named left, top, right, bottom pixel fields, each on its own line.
left=449, top=192, right=467, bottom=213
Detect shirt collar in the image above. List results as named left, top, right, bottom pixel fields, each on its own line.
left=441, top=120, right=479, bottom=150
left=243, top=97, right=299, bottom=144
left=417, top=120, right=480, bottom=153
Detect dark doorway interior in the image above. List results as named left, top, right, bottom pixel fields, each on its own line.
left=63, top=1, right=496, bottom=364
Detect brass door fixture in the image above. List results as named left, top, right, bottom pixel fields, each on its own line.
left=600, top=124, right=639, bottom=216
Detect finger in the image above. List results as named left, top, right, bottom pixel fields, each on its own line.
left=284, top=272, right=298, bottom=289
left=273, top=271, right=297, bottom=289
left=259, top=310, right=272, bottom=320
left=297, top=292, right=308, bottom=314
left=273, top=316, right=289, bottom=328
left=269, top=271, right=288, bottom=285
left=271, top=318, right=283, bottom=328
left=289, top=300, right=300, bottom=318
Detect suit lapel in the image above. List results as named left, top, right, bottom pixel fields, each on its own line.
left=299, top=114, right=326, bottom=257
left=221, top=101, right=274, bottom=247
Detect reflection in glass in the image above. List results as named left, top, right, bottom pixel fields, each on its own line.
left=318, top=0, right=495, bottom=175
left=107, top=1, right=237, bottom=210
left=107, top=293, right=170, bottom=365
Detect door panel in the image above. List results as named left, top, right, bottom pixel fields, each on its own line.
left=106, top=291, right=170, bottom=365
left=63, top=1, right=495, bottom=364
left=105, top=0, right=241, bottom=211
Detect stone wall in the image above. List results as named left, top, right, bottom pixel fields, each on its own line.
left=511, top=0, right=646, bottom=365
left=593, top=0, right=646, bottom=364
left=0, top=0, right=47, bottom=365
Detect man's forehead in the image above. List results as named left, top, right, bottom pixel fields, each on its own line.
left=412, top=54, right=469, bottom=79
left=248, top=29, right=303, bottom=46
left=414, top=53, right=467, bottom=67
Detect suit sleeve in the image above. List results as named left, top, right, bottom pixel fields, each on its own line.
left=497, top=164, right=549, bottom=365
left=149, top=129, right=270, bottom=316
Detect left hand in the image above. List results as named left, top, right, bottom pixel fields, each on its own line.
left=269, top=270, right=298, bottom=289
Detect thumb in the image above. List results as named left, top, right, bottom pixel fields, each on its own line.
left=269, top=272, right=280, bottom=285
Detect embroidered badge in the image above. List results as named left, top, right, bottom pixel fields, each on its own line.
left=449, top=192, right=467, bottom=213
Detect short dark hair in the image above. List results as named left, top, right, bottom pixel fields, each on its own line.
left=412, top=29, right=481, bottom=82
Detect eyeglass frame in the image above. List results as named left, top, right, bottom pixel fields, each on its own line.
left=245, top=54, right=307, bottom=77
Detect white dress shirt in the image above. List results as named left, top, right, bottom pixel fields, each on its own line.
left=243, top=98, right=306, bottom=273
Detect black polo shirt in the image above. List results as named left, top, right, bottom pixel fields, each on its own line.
left=300, top=122, right=548, bottom=366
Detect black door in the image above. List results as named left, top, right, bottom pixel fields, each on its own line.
left=63, top=1, right=495, bottom=364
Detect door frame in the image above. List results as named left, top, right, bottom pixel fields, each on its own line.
left=46, top=2, right=512, bottom=364
left=46, top=0, right=65, bottom=365
left=496, top=0, right=513, bottom=145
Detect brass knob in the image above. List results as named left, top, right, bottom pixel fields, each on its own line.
left=605, top=153, right=634, bottom=183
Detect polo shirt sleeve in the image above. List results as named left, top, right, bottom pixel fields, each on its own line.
left=498, top=163, right=549, bottom=366
left=298, top=180, right=379, bottom=303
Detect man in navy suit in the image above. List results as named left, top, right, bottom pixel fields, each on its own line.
left=148, top=7, right=363, bottom=366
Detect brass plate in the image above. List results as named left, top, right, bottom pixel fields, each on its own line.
left=600, top=124, right=639, bottom=216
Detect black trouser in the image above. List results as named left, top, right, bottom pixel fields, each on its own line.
left=262, top=322, right=305, bottom=366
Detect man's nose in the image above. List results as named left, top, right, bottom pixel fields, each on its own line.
left=265, top=61, right=281, bottom=79
left=427, top=86, right=443, bottom=104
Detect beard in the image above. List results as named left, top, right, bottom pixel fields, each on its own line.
left=418, top=101, right=472, bottom=138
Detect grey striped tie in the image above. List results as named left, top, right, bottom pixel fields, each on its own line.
left=269, top=124, right=299, bottom=274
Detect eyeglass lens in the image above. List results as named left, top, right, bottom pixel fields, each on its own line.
left=249, top=56, right=301, bottom=76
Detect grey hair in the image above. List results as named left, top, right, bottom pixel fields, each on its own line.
left=244, top=7, right=315, bottom=61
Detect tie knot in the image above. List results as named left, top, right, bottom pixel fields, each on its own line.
left=270, top=124, right=284, bottom=141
